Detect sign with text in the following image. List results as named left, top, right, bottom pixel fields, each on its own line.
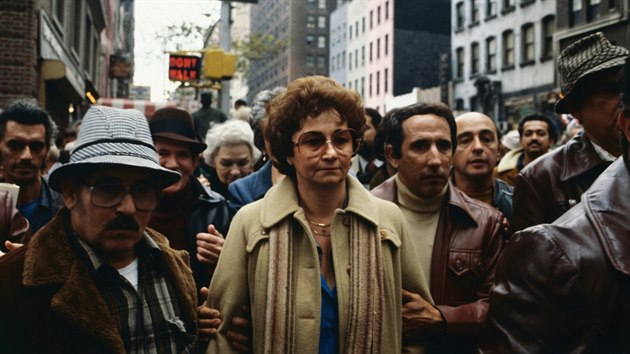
left=168, top=54, right=200, bottom=82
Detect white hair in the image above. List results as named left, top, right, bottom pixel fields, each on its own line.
left=203, top=119, right=261, bottom=167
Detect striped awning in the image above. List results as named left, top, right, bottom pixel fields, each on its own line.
left=96, top=98, right=177, bottom=118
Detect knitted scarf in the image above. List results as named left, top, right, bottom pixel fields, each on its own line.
left=263, top=216, right=384, bottom=354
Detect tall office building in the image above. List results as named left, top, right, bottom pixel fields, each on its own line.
left=247, top=0, right=335, bottom=102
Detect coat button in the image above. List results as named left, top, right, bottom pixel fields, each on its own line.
left=342, top=216, right=350, bottom=226
left=346, top=265, right=351, bottom=274
left=455, top=259, right=464, bottom=271
left=261, top=229, right=268, bottom=235
left=379, top=230, right=387, bottom=239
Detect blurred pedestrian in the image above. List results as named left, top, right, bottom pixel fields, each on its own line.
left=0, top=99, right=62, bottom=234
left=512, top=32, right=628, bottom=232
left=193, top=92, right=228, bottom=140
left=199, top=120, right=260, bottom=199
left=350, top=108, right=383, bottom=188
left=368, top=107, right=399, bottom=190
left=0, top=106, right=198, bottom=353
left=206, top=76, right=431, bottom=353
left=495, top=113, right=556, bottom=186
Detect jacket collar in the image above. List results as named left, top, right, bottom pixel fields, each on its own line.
left=260, top=176, right=380, bottom=228
left=371, top=175, right=478, bottom=226
left=583, top=158, right=630, bottom=275
left=496, top=148, right=523, bottom=173
left=560, top=131, right=607, bottom=181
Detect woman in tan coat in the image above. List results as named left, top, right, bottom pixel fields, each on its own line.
left=206, top=76, right=431, bottom=354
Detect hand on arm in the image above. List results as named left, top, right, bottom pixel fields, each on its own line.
left=197, top=287, right=252, bottom=353
left=402, top=289, right=445, bottom=339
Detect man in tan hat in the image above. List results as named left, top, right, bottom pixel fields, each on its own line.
left=479, top=54, right=630, bottom=354
left=0, top=106, right=199, bottom=353
left=512, top=32, right=628, bottom=232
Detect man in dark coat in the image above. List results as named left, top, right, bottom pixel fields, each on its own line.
left=479, top=54, right=630, bottom=353
left=148, top=107, right=231, bottom=301
left=511, top=32, right=628, bottom=232
left=0, top=106, right=198, bottom=353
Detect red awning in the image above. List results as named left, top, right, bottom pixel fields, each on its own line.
left=96, top=98, right=177, bottom=118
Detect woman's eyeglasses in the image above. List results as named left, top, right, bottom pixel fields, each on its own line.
left=293, top=129, right=361, bottom=157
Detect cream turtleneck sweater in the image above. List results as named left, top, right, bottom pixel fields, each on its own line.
left=395, top=175, right=448, bottom=286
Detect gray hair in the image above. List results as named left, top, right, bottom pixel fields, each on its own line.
left=249, top=87, right=286, bottom=126
left=203, top=119, right=261, bottom=167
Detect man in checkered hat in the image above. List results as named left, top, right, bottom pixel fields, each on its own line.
left=0, top=106, right=199, bottom=353
left=511, top=32, right=628, bottom=232
left=479, top=53, right=630, bottom=354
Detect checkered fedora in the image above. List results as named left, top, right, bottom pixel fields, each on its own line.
left=49, top=106, right=181, bottom=191
left=555, top=32, right=628, bottom=113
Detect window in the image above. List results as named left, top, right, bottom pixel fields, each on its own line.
left=486, top=37, right=496, bottom=72
left=503, top=0, right=515, bottom=11
left=349, top=24, right=353, bottom=40
left=521, top=23, right=534, bottom=63
left=570, top=0, right=583, bottom=26
left=307, top=15, right=316, bottom=29
left=349, top=52, right=353, bottom=70
left=369, top=73, right=373, bottom=96
left=386, top=1, right=390, bottom=19
left=355, top=49, right=358, bottom=68
left=342, top=51, right=346, bottom=69
left=361, top=46, right=365, bottom=65
left=471, top=0, right=480, bottom=24
left=306, top=35, right=315, bottom=45
left=369, top=42, right=373, bottom=62
left=361, top=77, right=365, bottom=97
left=355, top=21, right=359, bottom=37
left=587, top=0, right=600, bottom=21
left=502, top=30, right=514, bottom=68
left=384, top=68, right=389, bottom=93
left=455, top=47, right=464, bottom=78
left=318, top=16, right=326, bottom=29
left=385, top=34, right=389, bottom=55
left=456, top=2, right=465, bottom=29
left=541, top=16, right=555, bottom=60
left=486, top=0, right=497, bottom=17
left=72, top=0, right=82, bottom=52
left=54, top=0, right=65, bottom=25
left=317, top=56, right=326, bottom=69
left=377, top=38, right=381, bottom=59
left=83, top=16, right=92, bottom=72
left=306, top=55, right=314, bottom=67
left=318, top=0, right=326, bottom=9
left=376, top=71, right=380, bottom=95
left=362, top=17, right=366, bottom=32
left=377, top=6, right=381, bottom=24
left=370, top=11, right=373, bottom=28
left=318, top=36, right=326, bottom=49
left=471, top=42, right=479, bottom=75
left=470, top=96, right=479, bottom=111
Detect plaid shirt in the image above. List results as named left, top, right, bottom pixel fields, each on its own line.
left=74, top=234, right=195, bottom=354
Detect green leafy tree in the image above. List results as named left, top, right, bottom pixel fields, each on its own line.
left=232, top=33, right=287, bottom=77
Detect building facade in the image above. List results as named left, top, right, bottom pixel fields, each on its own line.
left=246, top=0, right=335, bottom=102
left=0, top=0, right=132, bottom=129
left=451, top=0, right=556, bottom=129
left=329, top=0, right=450, bottom=115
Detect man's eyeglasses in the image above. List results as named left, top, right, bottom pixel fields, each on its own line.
left=6, top=140, right=46, bottom=153
left=85, top=184, right=161, bottom=211
left=293, top=129, right=361, bottom=157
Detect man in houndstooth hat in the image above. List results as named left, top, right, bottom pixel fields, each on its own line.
left=0, top=106, right=200, bottom=353
left=511, top=32, right=628, bottom=232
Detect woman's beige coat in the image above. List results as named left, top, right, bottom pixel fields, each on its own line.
left=206, top=176, right=432, bottom=354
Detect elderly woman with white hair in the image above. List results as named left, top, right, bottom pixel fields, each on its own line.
left=198, top=119, right=261, bottom=199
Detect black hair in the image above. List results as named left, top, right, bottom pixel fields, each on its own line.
left=517, top=113, right=557, bottom=143
left=365, top=108, right=382, bottom=130
left=0, top=99, right=55, bottom=149
left=384, top=102, right=456, bottom=159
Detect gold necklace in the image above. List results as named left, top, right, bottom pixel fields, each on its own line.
left=306, top=218, right=331, bottom=237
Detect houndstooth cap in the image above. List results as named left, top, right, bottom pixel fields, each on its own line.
left=49, top=106, right=180, bottom=191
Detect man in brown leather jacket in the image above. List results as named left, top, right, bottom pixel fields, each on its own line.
left=511, top=32, right=628, bottom=232
left=479, top=55, right=630, bottom=354
left=371, top=103, right=505, bottom=354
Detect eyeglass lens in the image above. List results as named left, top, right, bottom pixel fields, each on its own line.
left=296, top=129, right=359, bottom=156
left=89, top=184, right=159, bottom=211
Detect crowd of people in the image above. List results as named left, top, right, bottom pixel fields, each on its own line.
left=0, top=31, right=629, bottom=353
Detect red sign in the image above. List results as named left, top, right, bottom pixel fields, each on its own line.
left=168, top=55, right=200, bottom=82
